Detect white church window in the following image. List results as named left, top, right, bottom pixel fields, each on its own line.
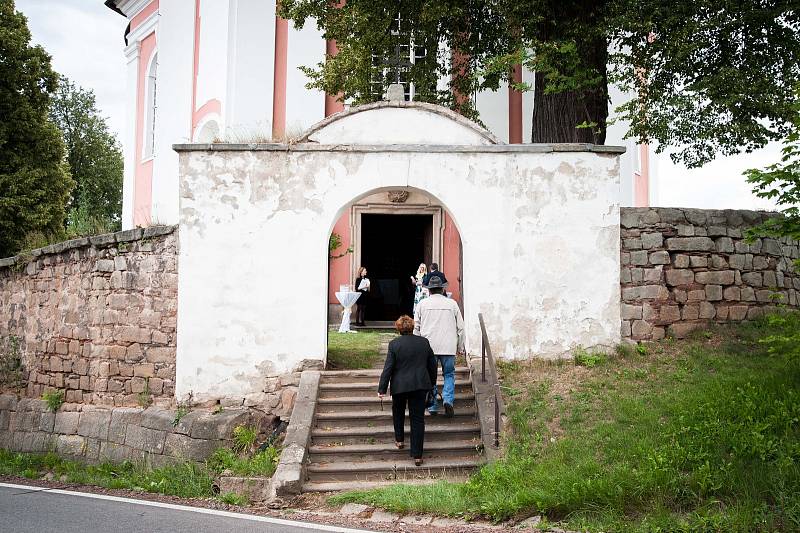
left=143, top=52, right=158, bottom=159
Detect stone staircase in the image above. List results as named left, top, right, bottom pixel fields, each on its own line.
left=302, top=343, right=484, bottom=492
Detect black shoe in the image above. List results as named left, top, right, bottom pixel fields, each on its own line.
left=444, top=403, right=454, bottom=418
left=428, top=409, right=438, bottom=416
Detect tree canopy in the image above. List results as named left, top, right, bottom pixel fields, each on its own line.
left=0, top=0, right=73, bottom=257
left=50, top=76, right=124, bottom=233
left=280, top=0, right=800, bottom=167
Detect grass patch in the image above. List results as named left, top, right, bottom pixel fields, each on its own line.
left=332, top=312, right=800, bottom=531
left=326, top=330, right=386, bottom=369
left=231, top=425, right=258, bottom=454
left=0, top=443, right=282, bottom=502
left=0, top=449, right=215, bottom=498
left=206, top=447, right=279, bottom=477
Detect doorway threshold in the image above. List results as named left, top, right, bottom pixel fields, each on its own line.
left=351, top=321, right=395, bottom=330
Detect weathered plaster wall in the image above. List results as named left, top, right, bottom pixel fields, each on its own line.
left=0, top=228, right=178, bottom=406
left=620, top=207, right=800, bottom=340
left=0, top=395, right=269, bottom=465
left=176, top=106, right=622, bottom=401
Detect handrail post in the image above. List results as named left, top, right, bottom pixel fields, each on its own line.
left=481, top=337, right=486, bottom=382
left=494, top=390, right=500, bottom=448
left=479, top=313, right=486, bottom=383
left=477, top=312, right=503, bottom=450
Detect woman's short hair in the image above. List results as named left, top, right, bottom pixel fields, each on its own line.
left=395, top=315, right=415, bottom=335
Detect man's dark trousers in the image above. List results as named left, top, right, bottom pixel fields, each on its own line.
left=391, top=389, right=427, bottom=459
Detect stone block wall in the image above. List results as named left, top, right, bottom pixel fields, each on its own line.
left=0, top=394, right=270, bottom=464
left=0, top=227, right=178, bottom=406
left=621, top=207, right=800, bottom=340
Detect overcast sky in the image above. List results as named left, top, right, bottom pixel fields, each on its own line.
left=14, top=0, right=784, bottom=212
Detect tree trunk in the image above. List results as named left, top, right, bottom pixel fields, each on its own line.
left=531, top=2, right=608, bottom=144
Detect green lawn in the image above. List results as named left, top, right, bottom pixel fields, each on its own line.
left=331, top=312, right=800, bottom=532
left=326, top=330, right=387, bottom=369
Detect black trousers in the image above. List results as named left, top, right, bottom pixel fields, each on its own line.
left=391, top=389, right=427, bottom=459
left=356, top=303, right=366, bottom=324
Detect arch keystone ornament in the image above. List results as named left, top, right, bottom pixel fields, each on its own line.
left=173, top=102, right=624, bottom=403
left=387, top=190, right=410, bottom=203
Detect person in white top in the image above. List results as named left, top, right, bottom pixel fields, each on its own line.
left=413, top=276, right=464, bottom=417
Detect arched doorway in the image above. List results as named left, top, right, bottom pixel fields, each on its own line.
left=327, top=187, right=463, bottom=329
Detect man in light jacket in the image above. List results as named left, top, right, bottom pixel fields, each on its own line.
left=414, top=276, right=464, bottom=417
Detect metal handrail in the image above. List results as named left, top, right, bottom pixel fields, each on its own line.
left=478, top=313, right=505, bottom=448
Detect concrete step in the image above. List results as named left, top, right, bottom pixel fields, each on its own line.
left=317, top=392, right=473, bottom=405
left=315, top=398, right=475, bottom=415
left=308, top=439, right=481, bottom=463
left=315, top=399, right=475, bottom=415
left=311, top=422, right=481, bottom=445
left=314, top=408, right=475, bottom=427
left=318, top=381, right=472, bottom=398
left=319, top=379, right=472, bottom=391
left=305, top=457, right=483, bottom=482
left=303, top=479, right=443, bottom=492
left=320, top=368, right=471, bottom=384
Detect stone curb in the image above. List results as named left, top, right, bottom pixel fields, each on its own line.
left=327, top=505, right=580, bottom=532
left=267, top=370, right=320, bottom=501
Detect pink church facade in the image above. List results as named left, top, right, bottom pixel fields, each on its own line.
left=107, top=0, right=653, bottom=315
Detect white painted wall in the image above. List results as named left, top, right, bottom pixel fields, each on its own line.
left=175, top=104, right=621, bottom=402
left=150, top=1, right=194, bottom=226
left=121, top=43, right=139, bottom=230
left=607, top=83, right=636, bottom=206
left=475, top=81, right=509, bottom=144
left=307, top=105, right=497, bottom=145
left=522, top=65, right=534, bottom=143
left=285, top=22, right=325, bottom=137
left=226, top=0, right=276, bottom=141
left=195, top=1, right=229, bottom=116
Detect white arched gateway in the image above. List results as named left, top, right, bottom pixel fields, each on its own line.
left=174, top=101, right=624, bottom=403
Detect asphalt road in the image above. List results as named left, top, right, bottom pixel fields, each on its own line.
left=0, top=483, right=375, bottom=533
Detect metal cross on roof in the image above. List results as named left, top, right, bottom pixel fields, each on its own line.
left=382, top=44, right=412, bottom=85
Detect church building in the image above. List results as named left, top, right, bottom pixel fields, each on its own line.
left=105, top=0, right=651, bottom=323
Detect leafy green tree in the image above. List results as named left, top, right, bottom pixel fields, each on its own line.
left=281, top=1, right=800, bottom=166
left=0, top=0, right=73, bottom=257
left=49, top=76, right=123, bottom=233
left=745, top=101, right=800, bottom=267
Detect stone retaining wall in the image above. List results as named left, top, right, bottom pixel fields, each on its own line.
left=620, top=207, right=800, bottom=340
left=0, top=227, right=178, bottom=406
left=0, top=394, right=270, bottom=465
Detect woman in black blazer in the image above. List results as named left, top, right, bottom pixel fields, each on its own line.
left=378, top=315, right=438, bottom=466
